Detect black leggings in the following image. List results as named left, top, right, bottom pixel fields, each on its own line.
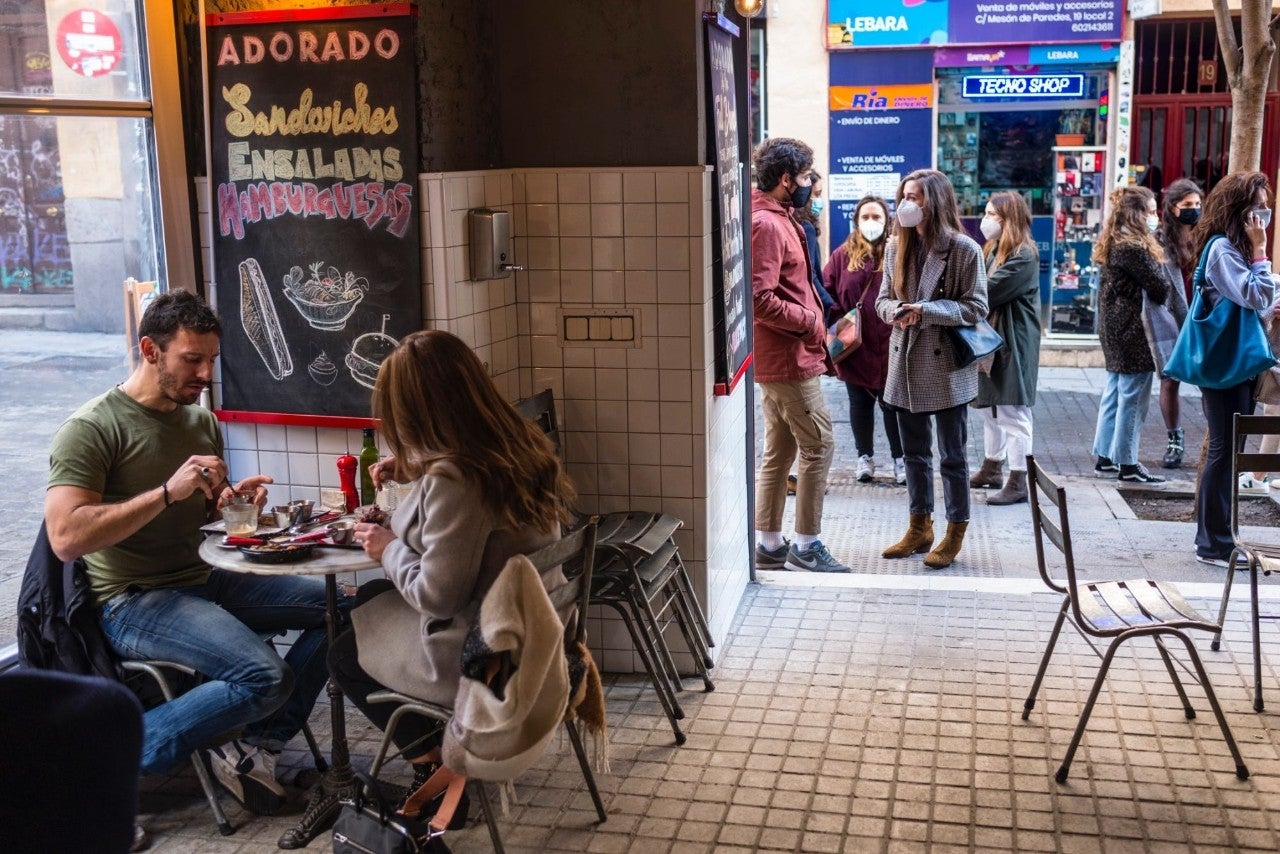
left=845, top=381, right=904, bottom=459
left=327, top=580, right=442, bottom=758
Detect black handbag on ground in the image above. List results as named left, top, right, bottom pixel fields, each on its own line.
left=333, top=771, right=454, bottom=854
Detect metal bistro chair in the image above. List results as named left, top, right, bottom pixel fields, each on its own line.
left=365, top=519, right=608, bottom=853
left=1212, top=413, right=1280, bottom=712
left=1022, top=455, right=1248, bottom=783
left=515, top=390, right=715, bottom=745
left=121, top=635, right=329, bottom=836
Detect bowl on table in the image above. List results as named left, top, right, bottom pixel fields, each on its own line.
left=237, top=543, right=316, bottom=564
left=327, top=521, right=356, bottom=545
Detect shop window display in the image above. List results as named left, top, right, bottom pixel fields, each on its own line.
left=1048, top=148, right=1106, bottom=335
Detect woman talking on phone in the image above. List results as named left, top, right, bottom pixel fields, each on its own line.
left=875, top=170, right=988, bottom=569
left=1191, top=172, right=1277, bottom=568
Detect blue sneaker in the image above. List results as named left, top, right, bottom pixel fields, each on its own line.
left=755, top=540, right=790, bottom=570
left=784, top=540, right=851, bottom=573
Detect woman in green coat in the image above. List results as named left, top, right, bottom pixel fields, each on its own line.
left=969, top=191, right=1041, bottom=504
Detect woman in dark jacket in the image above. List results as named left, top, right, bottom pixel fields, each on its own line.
left=1149, top=178, right=1198, bottom=467
left=968, top=191, right=1041, bottom=504
left=823, top=195, right=905, bottom=485
left=1089, top=186, right=1169, bottom=484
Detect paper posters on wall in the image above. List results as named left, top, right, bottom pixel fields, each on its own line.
left=827, top=50, right=935, bottom=251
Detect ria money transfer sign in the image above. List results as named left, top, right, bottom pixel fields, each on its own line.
left=206, top=4, right=421, bottom=420
left=827, top=51, right=935, bottom=250
left=826, top=0, right=1123, bottom=49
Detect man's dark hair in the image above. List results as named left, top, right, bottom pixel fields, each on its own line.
left=138, top=290, right=221, bottom=350
left=753, top=137, right=814, bottom=192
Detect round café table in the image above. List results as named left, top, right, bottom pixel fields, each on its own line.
left=198, top=535, right=377, bottom=849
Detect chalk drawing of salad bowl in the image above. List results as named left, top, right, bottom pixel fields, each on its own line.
left=282, top=263, right=367, bottom=331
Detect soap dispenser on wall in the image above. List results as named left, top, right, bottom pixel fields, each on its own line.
left=468, top=208, right=524, bottom=280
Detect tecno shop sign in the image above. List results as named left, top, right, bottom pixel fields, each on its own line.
left=962, top=73, right=1086, bottom=99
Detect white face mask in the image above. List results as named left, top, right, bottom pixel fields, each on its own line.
left=896, top=200, right=923, bottom=229
left=980, top=216, right=1002, bottom=241
left=858, top=219, right=885, bottom=242
left=1146, top=214, right=1160, bottom=233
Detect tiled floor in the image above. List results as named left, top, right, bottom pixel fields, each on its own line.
left=140, top=578, right=1280, bottom=852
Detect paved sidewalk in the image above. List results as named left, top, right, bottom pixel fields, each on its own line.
left=7, top=335, right=1280, bottom=851
left=136, top=577, right=1280, bottom=852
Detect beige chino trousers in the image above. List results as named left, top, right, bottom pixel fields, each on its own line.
left=756, top=377, right=834, bottom=536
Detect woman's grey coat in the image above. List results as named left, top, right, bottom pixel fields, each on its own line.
left=875, top=231, right=989, bottom=414
left=975, top=245, right=1041, bottom=407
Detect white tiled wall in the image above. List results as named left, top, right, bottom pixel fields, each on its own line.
left=197, top=166, right=750, bottom=673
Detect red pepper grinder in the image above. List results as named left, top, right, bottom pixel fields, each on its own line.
left=336, top=454, right=360, bottom=513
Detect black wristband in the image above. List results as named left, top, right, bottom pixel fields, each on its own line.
left=162, top=482, right=172, bottom=507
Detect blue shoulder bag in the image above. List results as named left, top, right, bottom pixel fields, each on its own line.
left=1163, top=234, right=1277, bottom=389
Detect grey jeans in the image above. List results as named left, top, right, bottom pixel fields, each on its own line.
left=896, top=403, right=971, bottom=524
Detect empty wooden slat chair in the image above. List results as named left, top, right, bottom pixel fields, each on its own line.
left=1211, top=413, right=1280, bottom=711
left=1022, top=455, right=1248, bottom=783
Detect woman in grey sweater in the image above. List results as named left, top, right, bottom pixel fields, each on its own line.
left=329, top=330, right=574, bottom=806
left=1192, top=172, right=1278, bottom=567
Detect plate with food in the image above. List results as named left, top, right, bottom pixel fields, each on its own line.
left=237, top=543, right=317, bottom=564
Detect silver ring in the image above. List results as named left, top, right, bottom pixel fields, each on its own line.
left=200, top=466, right=211, bottom=480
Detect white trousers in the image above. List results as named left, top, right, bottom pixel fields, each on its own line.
left=980, top=404, right=1034, bottom=472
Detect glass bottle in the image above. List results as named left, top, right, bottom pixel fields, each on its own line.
left=358, top=428, right=379, bottom=507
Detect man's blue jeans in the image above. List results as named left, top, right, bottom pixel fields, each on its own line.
left=1092, top=371, right=1153, bottom=466
left=100, top=569, right=342, bottom=774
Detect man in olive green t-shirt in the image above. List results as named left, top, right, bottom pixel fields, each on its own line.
left=45, top=290, right=339, bottom=818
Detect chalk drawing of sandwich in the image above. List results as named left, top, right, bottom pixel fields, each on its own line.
left=239, top=258, right=293, bottom=381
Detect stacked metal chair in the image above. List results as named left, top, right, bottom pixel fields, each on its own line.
left=515, top=390, right=714, bottom=745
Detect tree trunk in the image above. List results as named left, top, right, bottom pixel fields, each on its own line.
left=1212, top=0, right=1277, bottom=173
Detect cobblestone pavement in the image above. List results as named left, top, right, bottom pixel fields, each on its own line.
left=135, top=580, right=1280, bottom=852
left=8, top=334, right=1280, bottom=852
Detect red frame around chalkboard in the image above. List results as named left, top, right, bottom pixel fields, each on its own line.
left=215, top=410, right=377, bottom=429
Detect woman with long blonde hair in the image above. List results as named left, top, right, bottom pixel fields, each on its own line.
left=330, top=330, right=575, bottom=814
left=968, top=191, right=1040, bottom=505
left=823, top=195, right=905, bottom=484
left=874, top=169, right=988, bottom=569
left=1089, top=185, right=1169, bottom=484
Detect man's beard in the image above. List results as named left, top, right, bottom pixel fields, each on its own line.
left=157, top=361, right=206, bottom=406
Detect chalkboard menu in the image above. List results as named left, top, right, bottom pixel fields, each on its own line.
left=704, top=16, right=751, bottom=394
left=206, top=4, right=420, bottom=420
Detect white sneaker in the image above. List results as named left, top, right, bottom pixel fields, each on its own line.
left=207, top=740, right=286, bottom=815
left=893, top=457, right=907, bottom=485
left=856, top=455, right=876, bottom=483
left=1238, top=473, right=1271, bottom=495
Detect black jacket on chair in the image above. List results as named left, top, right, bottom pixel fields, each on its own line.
left=16, top=521, right=120, bottom=680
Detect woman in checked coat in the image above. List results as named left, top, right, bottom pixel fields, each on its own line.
left=875, top=169, right=989, bottom=569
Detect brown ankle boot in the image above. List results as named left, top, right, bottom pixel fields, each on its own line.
left=986, top=470, right=1028, bottom=506
left=924, top=521, right=968, bottom=569
left=882, top=513, right=934, bottom=558
left=969, top=458, right=1003, bottom=488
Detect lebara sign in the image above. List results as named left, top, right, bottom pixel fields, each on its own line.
left=827, top=0, right=1123, bottom=48
left=962, top=73, right=1086, bottom=99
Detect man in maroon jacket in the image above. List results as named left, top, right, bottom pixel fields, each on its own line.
left=751, top=138, right=849, bottom=573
